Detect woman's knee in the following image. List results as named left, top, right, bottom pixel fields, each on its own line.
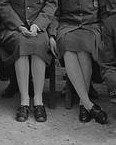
left=31, top=55, right=45, bottom=68
left=78, top=51, right=91, bottom=60
left=15, top=56, right=29, bottom=65
left=64, top=51, right=77, bottom=60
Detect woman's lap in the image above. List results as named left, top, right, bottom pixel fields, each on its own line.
left=57, top=28, right=99, bottom=61
left=0, top=30, right=51, bottom=64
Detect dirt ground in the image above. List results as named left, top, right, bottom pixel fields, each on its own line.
left=0, top=81, right=116, bottom=145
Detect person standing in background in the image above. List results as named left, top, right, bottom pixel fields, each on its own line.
left=99, top=0, right=116, bottom=103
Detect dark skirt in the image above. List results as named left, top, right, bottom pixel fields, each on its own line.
left=57, top=27, right=101, bottom=61
left=0, top=30, right=52, bottom=65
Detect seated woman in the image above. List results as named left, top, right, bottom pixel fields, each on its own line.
left=50, top=0, right=108, bottom=124
left=0, top=0, right=57, bottom=122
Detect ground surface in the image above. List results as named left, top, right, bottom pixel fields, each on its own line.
left=0, top=81, right=116, bottom=145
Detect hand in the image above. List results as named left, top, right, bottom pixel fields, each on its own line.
left=49, top=36, right=58, bottom=58
left=18, top=26, right=34, bottom=37
left=30, top=24, right=41, bottom=36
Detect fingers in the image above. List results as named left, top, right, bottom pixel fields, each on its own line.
left=51, top=46, right=56, bottom=57
left=30, top=24, right=41, bottom=32
left=51, top=46, right=58, bottom=58
left=50, top=38, right=58, bottom=58
left=18, top=25, right=42, bottom=37
left=19, top=26, right=37, bottom=37
left=50, top=43, right=58, bottom=58
left=30, top=27, right=38, bottom=36
left=22, top=29, right=34, bottom=37
left=19, top=27, right=33, bottom=37
left=23, top=31, right=35, bottom=37
left=30, top=24, right=40, bottom=36
left=53, top=46, right=58, bottom=58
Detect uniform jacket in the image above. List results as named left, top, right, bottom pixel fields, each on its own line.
left=99, top=0, right=116, bottom=21
left=100, top=0, right=116, bottom=14
left=49, top=0, right=101, bottom=39
left=0, top=0, right=58, bottom=31
left=48, top=0, right=102, bottom=62
left=0, top=0, right=58, bottom=64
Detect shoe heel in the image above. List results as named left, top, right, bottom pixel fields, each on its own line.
left=90, top=104, right=108, bottom=125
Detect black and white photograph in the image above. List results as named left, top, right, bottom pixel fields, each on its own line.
left=0, top=0, right=116, bottom=144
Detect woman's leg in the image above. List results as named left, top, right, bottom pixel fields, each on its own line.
left=31, top=55, right=47, bottom=122
left=64, top=51, right=108, bottom=124
left=15, top=56, right=29, bottom=106
left=64, top=51, right=93, bottom=110
left=78, top=52, right=92, bottom=105
left=78, top=52, right=92, bottom=92
left=31, top=55, right=45, bottom=106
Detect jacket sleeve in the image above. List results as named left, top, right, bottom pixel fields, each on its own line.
left=47, top=9, right=59, bottom=37
left=0, top=0, right=24, bottom=30
left=33, top=0, right=58, bottom=31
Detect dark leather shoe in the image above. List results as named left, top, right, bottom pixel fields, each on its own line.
left=79, top=105, right=91, bottom=123
left=90, top=104, right=108, bottom=124
left=16, top=105, right=29, bottom=122
left=34, top=105, right=47, bottom=122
